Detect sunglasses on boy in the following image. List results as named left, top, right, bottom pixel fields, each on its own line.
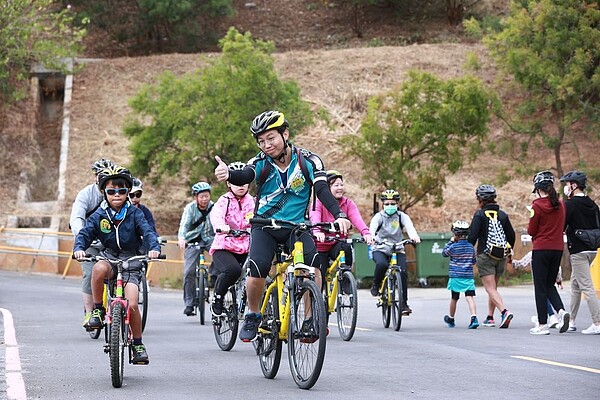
left=105, top=188, right=129, bottom=196
left=129, top=191, right=142, bottom=199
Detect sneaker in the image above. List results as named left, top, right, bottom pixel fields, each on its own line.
left=468, top=316, right=479, bottom=329
left=239, top=313, right=261, bottom=342
left=557, top=310, right=570, bottom=333
left=131, top=344, right=149, bottom=364
left=482, top=316, right=495, bottom=327
left=548, top=314, right=559, bottom=329
left=82, top=312, right=92, bottom=328
left=299, top=317, right=319, bottom=343
left=401, top=303, right=413, bottom=316
left=370, top=283, right=379, bottom=297
left=530, top=324, right=550, bottom=335
left=499, top=311, right=513, bottom=329
left=211, top=294, right=224, bottom=316
left=183, top=306, right=195, bottom=316
left=567, top=321, right=577, bottom=332
left=581, top=323, right=600, bottom=335
left=444, top=315, right=455, bottom=328
left=88, top=308, right=105, bottom=329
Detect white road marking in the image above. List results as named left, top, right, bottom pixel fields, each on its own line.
left=1, top=308, right=27, bottom=400
left=512, top=355, right=600, bottom=374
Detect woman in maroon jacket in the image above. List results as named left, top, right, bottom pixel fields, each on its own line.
left=527, top=170, right=570, bottom=335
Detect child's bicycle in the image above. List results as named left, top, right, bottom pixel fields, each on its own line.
left=74, top=253, right=165, bottom=388
left=321, top=236, right=364, bottom=341
left=86, top=261, right=150, bottom=338
left=211, top=228, right=250, bottom=351
left=187, top=242, right=211, bottom=325
left=374, top=239, right=414, bottom=332
left=251, top=217, right=337, bottom=390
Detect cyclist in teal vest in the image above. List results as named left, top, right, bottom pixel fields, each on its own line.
left=214, top=110, right=351, bottom=342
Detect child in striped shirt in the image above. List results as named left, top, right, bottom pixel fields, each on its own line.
left=442, top=220, right=479, bottom=329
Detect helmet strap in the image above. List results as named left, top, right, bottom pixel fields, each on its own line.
left=274, top=137, right=288, bottom=164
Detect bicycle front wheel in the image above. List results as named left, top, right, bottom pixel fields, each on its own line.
left=196, top=269, right=206, bottom=325
left=391, top=271, right=403, bottom=331
left=213, top=287, right=238, bottom=351
left=381, top=280, right=391, bottom=328
left=288, top=279, right=327, bottom=390
left=139, top=272, right=149, bottom=332
left=109, top=302, right=126, bottom=388
left=336, top=271, right=358, bottom=341
left=258, top=287, right=282, bottom=379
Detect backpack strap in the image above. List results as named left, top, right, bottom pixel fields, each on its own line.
left=253, top=146, right=314, bottom=215
left=189, top=203, right=213, bottom=232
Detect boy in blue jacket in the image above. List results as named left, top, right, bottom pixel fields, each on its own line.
left=74, top=165, right=160, bottom=364
left=442, top=220, right=479, bottom=329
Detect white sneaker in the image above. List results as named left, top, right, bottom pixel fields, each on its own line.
left=567, top=321, right=577, bottom=332
left=530, top=324, right=550, bottom=335
left=548, top=314, right=559, bottom=329
left=557, top=310, right=570, bottom=333
left=581, top=323, right=600, bottom=335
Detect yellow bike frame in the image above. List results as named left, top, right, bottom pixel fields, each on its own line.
left=323, top=250, right=347, bottom=314
left=378, top=252, right=398, bottom=305
left=259, top=241, right=314, bottom=341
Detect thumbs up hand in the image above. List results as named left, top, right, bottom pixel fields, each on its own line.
left=214, top=156, right=229, bottom=182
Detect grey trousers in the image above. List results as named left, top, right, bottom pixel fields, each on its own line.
left=569, top=251, right=600, bottom=324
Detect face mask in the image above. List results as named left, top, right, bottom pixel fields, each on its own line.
left=384, top=205, right=398, bottom=215
left=563, top=185, right=572, bottom=197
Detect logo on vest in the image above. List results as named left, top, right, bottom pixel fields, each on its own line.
left=100, top=219, right=112, bottom=234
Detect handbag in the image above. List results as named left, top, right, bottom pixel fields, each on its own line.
left=573, top=209, right=600, bottom=249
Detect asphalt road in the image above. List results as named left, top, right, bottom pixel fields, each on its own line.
left=1, top=270, right=599, bottom=400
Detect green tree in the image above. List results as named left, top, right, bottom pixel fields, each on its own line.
left=341, top=70, right=494, bottom=210
left=65, top=0, right=233, bottom=53
left=482, top=0, right=600, bottom=179
left=0, top=0, right=86, bottom=104
left=124, top=27, right=312, bottom=185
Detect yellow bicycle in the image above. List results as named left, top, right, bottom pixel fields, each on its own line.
left=321, top=236, right=364, bottom=341
left=375, top=239, right=414, bottom=331
left=251, top=217, right=334, bottom=390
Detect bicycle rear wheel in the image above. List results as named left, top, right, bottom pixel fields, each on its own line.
left=391, top=271, right=403, bottom=331
left=139, top=271, right=149, bottom=332
left=288, top=279, right=327, bottom=390
left=213, top=287, right=238, bottom=351
left=336, top=271, right=358, bottom=341
left=109, top=302, right=126, bottom=388
left=196, top=268, right=206, bottom=325
left=258, top=287, right=282, bottom=379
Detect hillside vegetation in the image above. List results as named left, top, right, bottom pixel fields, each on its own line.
left=2, top=0, right=598, bottom=243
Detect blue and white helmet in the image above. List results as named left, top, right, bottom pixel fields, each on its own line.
left=191, top=181, right=211, bottom=195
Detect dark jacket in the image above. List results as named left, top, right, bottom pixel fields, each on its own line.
left=527, top=197, right=565, bottom=251
left=468, top=203, right=516, bottom=255
left=564, top=195, right=600, bottom=254
left=74, top=201, right=160, bottom=254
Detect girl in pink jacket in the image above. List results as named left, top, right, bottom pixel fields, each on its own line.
left=209, top=162, right=255, bottom=316
left=309, top=170, right=374, bottom=280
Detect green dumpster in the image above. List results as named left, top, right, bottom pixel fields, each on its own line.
left=415, top=232, right=452, bottom=287
left=352, top=235, right=373, bottom=283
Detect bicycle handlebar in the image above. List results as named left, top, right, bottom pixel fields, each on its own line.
left=374, top=239, right=415, bottom=247
left=72, top=253, right=166, bottom=263
left=249, top=217, right=340, bottom=232
left=322, top=236, right=366, bottom=244
left=215, top=228, right=250, bottom=237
